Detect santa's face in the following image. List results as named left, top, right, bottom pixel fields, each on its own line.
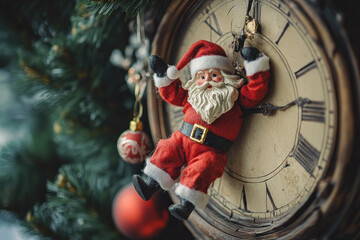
left=183, top=69, right=243, bottom=124
left=196, top=68, right=224, bottom=88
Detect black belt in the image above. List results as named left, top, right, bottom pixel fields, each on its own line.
left=180, top=121, right=233, bottom=152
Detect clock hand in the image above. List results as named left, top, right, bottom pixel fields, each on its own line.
left=231, top=0, right=255, bottom=52
left=246, top=97, right=311, bottom=116
left=246, top=0, right=253, bottom=16
left=230, top=0, right=260, bottom=78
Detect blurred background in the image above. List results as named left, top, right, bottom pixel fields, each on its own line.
left=0, top=0, right=195, bottom=239
left=0, top=0, right=358, bottom=240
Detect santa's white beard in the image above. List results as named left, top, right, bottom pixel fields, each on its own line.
left=185, top=75, right=243, bottom=124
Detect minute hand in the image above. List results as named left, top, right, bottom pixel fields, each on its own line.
left=246, top=97, right=311, bottom=116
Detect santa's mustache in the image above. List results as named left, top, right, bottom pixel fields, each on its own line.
left=195, top=80, right=226, bottom=90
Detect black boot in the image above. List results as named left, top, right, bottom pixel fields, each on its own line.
left=132, top=174, right=161, bottom=201
left=168, top=198, right=195, bottom=221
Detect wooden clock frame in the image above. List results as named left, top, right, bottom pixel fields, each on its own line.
left=147, top=0, right=360, bottom=238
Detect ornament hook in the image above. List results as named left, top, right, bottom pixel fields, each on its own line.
left=130, top=71, right=148, bottom=131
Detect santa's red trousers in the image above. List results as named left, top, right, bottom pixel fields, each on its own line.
left=147, top=130, right=226, bottom=193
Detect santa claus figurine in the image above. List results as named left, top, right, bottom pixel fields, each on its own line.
left=133, top=40, right=270, bottom=220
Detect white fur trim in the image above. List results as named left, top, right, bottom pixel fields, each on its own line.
left=153, top=74, right=175, bottom=88
left=167, top=65, right=180, bottom=79
left=244, top=54, right=270, bottom=76
left=143, top=158, right=176, bottom=190
left=189, top=55, right=234, bottom=77
left=174, top=183, right=209, bottom=209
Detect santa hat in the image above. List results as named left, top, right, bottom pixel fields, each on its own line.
left=167, top=40, right=234, bottom=79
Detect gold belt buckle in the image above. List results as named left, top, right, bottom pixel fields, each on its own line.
left=190, top=123, right=208, bottom=144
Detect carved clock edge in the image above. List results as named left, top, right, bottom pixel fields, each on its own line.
left=295, top=0, right=360, bottom=237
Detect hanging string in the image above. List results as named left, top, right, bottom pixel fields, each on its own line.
left=129, top=13, right=149, bottom=131
left=132, top=75, right=148, bottom=123
left=116, top=11, right=152, bottom=164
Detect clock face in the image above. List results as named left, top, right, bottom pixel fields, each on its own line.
left=164, top=0, right=337, bottom=222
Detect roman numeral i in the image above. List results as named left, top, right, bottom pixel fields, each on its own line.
left=295, top=61, right=317, bottom=79
left=275, top=22, right=289, bottom=45
left=240, top=185, right=248, bottom=212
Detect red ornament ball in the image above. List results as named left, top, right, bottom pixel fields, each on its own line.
left=117, top=130, right=151, bottom=164
left=112, top=184, right=169, bottom=239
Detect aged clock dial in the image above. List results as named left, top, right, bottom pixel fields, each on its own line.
left=166, top=0, right=336, bottom=221
left=148, top=0, right=359, bottom=238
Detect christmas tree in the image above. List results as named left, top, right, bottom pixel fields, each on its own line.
left=0, top=1, right=193, bottom=239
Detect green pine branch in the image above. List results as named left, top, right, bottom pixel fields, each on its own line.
left=25, top=159, right=140, bottom=240
left=0, top=0, right=174, bottom=239
left=0, top=114, right=63, bottom=215
left=12, top=0, right=134, bottom=133
left=84, top=0, right=170, bottom=17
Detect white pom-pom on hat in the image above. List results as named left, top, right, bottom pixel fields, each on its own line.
left=167, top=65, right=180, bottom=79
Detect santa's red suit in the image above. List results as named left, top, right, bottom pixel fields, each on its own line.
left=144, top=40, right=270, bottom=209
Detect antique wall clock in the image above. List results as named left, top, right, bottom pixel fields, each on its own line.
left=147, top=0, right=360, bottom=239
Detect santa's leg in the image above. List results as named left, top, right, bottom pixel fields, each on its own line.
left=170, top=150, right=227, bottom=220
left=133, top=131, right=185, bottom=200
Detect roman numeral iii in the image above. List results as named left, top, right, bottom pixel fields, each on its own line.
left=302, top=101, right=325, bottom=123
